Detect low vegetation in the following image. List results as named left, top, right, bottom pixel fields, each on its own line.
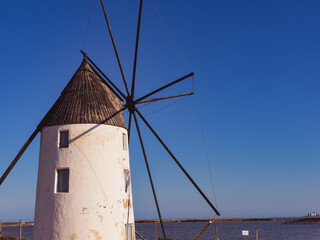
left=0, top=236, right=27, bottom=240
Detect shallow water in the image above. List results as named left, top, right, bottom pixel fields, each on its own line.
left=2, top=221, right=320, bottom=239
left=137, top=221, right=320, bottom=240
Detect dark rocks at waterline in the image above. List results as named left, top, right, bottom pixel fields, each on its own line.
left=284, top=217, right=320, bottom=224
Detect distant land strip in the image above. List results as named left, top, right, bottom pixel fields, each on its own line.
left=135, top=216, right=320, bottom=223
left=2, top=216, right=320, bottom=227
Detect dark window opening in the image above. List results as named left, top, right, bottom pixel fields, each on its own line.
left=56, top=168, right=69, bottom=193
left=59, top=131, right=69, bottom=148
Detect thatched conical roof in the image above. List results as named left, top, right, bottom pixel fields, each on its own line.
left=40, top=57, right=126, bottom=129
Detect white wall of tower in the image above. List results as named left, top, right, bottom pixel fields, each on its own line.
left=34, top=124, right=135, bottom=240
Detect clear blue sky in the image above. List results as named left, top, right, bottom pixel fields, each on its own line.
left=0, top=0, right=319, bottom=222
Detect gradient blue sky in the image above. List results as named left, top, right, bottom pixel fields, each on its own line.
left=0, top=0, right=319, bottom=222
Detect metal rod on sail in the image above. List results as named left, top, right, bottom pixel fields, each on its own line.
left=131, top=0, right=143, bottom=98
left=0, top=86, right=68, bottom=185
left=133, top=112, right=167, bottom=240
left=135, top=72, right=194, bottom=103
left=0, top=128, right=40, bottom=186
left=137, top=92, right=194, bottom=104
left=193, top=220, right=213, bottom=240
left=135, top=109, right=220, bottom=216
left=99, top=0, right=130, bottom=95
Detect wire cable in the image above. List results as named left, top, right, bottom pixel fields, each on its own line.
left=144, top=95, right=190, bottom=116
left=149, top=0, right=219, bottom=211
left=82, top=0, right=96, bottom=50
left=137, top=101, right=154, bottom=109
left=193, top=79, right=218, bottom=208
left=149, top=0, right=192, bottom=73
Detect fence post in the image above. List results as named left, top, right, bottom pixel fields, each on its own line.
left=281, top=232, right=284, bottom=240
left=215, top=225, right=219, bottom=240
left=155, top=221, right=157, bottom=240
left=0, top=220, right=2, bottom=237
left=19, top=219, right=22, bottom=240
left=256, top=229, right=258, bottom=240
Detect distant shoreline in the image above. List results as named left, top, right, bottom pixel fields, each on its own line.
left=135, top=216, right=320, bottom=223
left=2, top=216, right=320, bottom=227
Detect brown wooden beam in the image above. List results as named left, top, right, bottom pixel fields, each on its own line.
left=137, top=92, right=194, bottom=104
left=193, top=221, right=212, bottom=240
left=81, top=50, right=126, bottom=100
left=135, top=72, right=194, bottom=103
left=99, top=0, right=130, bottom=95
left=0, top=128, right=40, bottom=186
left=135, top=108, right=220, bottom=216
left=133, top=112, right=167, bottom=240
left=131, top=0, right=143, bottom=98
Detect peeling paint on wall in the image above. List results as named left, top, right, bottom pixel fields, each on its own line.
left=122, top=199, right=132, bottom=208
left=69, top=233, right=78, bottom=240
left=81, top=207, right=88, bottom=214
left=98, top=215, right=103, bottom=223
left=89, top=229, right=102, bottom=240
left=120, top=228, right=125, bottom=239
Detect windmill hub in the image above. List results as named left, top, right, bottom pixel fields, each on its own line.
left=125, top=96, right=135, bottom=114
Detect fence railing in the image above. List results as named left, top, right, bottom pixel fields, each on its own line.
left=0, top=219, right=33, bottom=239
left=0, top=219, right=287, bottom=240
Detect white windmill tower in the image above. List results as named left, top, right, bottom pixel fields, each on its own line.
left=32, top=56, right=135, bottom=239
left=0, top=0, right=220, bottom=239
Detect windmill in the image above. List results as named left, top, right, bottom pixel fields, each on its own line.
left=0, top=0, right=220, bottom=239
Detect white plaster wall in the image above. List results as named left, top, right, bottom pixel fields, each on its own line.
left=34, top=124, right=135, bottom=240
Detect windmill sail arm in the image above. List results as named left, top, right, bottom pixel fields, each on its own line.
left=193, top=221, right=213, bottom=240
left=136, top=92, right=194, bottom=104
left=134, top=72, right=194, bottom=103
left=89, top=63, right=124, bottom=102
left=133, top=112, right=168, bottom=239
left=0, top=127, right=40, bottom=186
left=131, top=0, right=143, bottom=98
left=99, top=0, right=130, bottom=96
left=80, top=50, right=126, bottom=100
left=135, top=108, right=221, bottom=216
left=0, top=93, right=60, bottom=186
